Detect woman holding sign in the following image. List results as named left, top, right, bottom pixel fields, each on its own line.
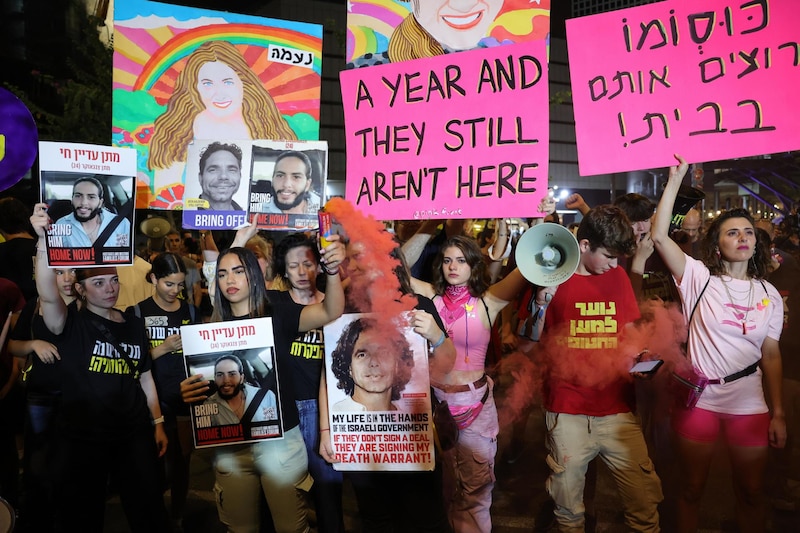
left=29, top=203, right=170, bottom=533
left=180, top=220, right=345, bottom=533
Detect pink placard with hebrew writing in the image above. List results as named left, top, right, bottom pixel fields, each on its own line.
left=567, top=0, right=799, bottom=176
left=341, top=41, right=549, bottom=221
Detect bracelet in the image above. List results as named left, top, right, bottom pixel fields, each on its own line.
left=322, top=264, right=339, bottom=276
left=153, top=416, right=165, bottom=425
left=498, top=233, right=508, bottom=237
left=320, top=428, right=330, bottom=432
left=430, top=331, right=446, bottom=350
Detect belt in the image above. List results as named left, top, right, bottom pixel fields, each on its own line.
left=707, top=361, right=759, bottom=385
left=431, top=374, right=488, bottom=393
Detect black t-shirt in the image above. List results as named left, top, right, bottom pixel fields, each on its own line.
left=0, top=238, right=37, bottom=301
left=128, top=297, right=194, bottom=417
left=269, top=291, right=324, bottom=401
left=235, top=291, right=304, bottom=430
left=55, top=305, right=153, bottom=441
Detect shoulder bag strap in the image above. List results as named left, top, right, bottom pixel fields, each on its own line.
left=685, top=278, right=711, bottom=364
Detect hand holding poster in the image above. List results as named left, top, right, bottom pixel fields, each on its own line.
left=39, top=141, right=136, bottom=267
left=324, top=313, right=434, bottom=472
left=567, top=0, right=800, bottom=176
left=182, top=318, right=283, bottom=448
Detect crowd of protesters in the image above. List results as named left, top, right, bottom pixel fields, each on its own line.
left=0, top=159, right=797, bottom=533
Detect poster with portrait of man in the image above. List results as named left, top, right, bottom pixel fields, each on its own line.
left=182, top=139, right=252, bottom=230
left=39, top=141, right=137, bottom=267
left=323, top=313, right=435, bottom=472
left=182, top=318, right=283, bottom=448
left=248, top=140, right=327, bottom=231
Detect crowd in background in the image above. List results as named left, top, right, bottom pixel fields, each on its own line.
left=0, top=166, right=798, bottom=533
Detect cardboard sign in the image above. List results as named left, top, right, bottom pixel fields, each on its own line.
left=567, top=0, right=800, bottom=176
left=341, top=41, right=550, bottom=220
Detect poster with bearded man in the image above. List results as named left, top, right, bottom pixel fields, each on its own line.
left=248, top=140, right=327, bottom=231
left=39, top=141, right=136, bottom=267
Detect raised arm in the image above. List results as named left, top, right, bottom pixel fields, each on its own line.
left=401, top=219, right=439, bottom=268
left=298, top=234, right=345, bottom=332
left=31, top=203, right=67, bottom=335
left=651, top=154, right=689, bottom=282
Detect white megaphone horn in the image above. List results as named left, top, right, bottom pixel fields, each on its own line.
left=515, top=223, right=580, bottom=287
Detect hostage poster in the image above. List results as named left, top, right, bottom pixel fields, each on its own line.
left=182, top=318, right=283, bottom=448
left=39, top=141, right=137, bottom=267
left=324, top=313, right=435, bottom=472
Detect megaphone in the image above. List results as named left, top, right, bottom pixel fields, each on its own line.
left=515, top=223, right=580, bottom=287
left=140, top=217, right=172, bottom=238
left=665, top=183, right=705, bottom=233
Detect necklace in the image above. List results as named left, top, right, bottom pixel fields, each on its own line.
left=721, top=277, right=754, bottom=335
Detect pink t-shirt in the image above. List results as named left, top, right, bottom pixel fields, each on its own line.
left=679, top=256, right=783, bottom=415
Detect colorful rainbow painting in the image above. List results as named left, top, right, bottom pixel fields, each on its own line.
left=346, top=0, right=551, bottom=63
left=112, top=0, right=323, bottom=209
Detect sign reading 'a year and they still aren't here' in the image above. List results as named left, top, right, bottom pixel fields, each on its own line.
left=340, top=41, right=550, bottom=221
left=568, top=0, right=800, bottom=176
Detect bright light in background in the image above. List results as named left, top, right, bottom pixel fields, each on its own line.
left=559, top=190, right=570, bottom=200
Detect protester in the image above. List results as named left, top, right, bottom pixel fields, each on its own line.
left=8, top=267, right=75, bottom=532
left=30, top=202, right=169, bottom=533
left=412, top=218, right=530, bottom=533
left=652, top=156, right=785, bottom=533
left=0, top=197, right=38, bottom=301
left=180, top=220, right=345, bottom=533
left=127, top=251, right=197, bottom=530
left=319, top=217, right=456, bottom=532
left=271, top=232, right=344, bottom=533
left=537, top=204, right=662, bottom=531
left=0, top=277, right=25, bottom=512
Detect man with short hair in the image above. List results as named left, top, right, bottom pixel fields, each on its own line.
left=540, top=205, right=662, bottom=532
left=203, top=354, right=277, bottom=427
left=197, top=142, right=244, bottom=211
left=55, top=177, right=130, bottom=248
left=261, top=150, right=321, bottom=215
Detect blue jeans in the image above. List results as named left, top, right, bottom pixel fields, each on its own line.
left=296, top=399, right=344, bottom=533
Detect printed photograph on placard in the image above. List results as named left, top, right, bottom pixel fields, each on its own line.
left=323, top=312, right=435, bottom=472
left=249, top=140, right=327, bottom=231
left=181, top=318, right=284, bottom=448
left=39, top=141, right=137, bottom=267
left=182, top=139, right=252, bottom=230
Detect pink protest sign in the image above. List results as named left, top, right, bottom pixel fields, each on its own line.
left=567, top=0, right=799, bottom=176
left=341, top=41, right=549, bottom=221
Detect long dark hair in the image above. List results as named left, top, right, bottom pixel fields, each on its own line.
left=701, top=208, right=769, bottom=278
left=212, top=247, right=271, bottom=321
left=432, top=235, right=489, bottom=297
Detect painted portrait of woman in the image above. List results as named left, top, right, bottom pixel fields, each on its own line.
left=147, top=40, right=298, bottom=193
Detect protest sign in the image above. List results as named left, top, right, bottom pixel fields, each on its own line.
left=249, top=140, right=327, bottom=231
left=341, top=41, right=550, bottom=221
left=182, top=139, right=251, bottom=230
left=182, top=318, right=283, bottom=448
left=113, top=0, right=322, bottom=208
left=567, top=0, right=800, bottom=176
left=39, top=141, right=136, bottom=267
left=324, top=313, right=434, bottom=472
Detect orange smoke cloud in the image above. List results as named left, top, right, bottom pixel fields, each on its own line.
left=324, top=198, right=416, bottom=329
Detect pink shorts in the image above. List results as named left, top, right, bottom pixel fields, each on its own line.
left=672, top=407, right=770, bottom=447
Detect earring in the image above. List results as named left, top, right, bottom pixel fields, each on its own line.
left=715, top=247, right=721, bottom=259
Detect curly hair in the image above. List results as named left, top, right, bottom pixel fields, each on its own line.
left=330, top=317, right=415, bottom=401
left=576, top=205, right=636, bottom=257
left=388, top=10, right=445, bottom=63
left=273, top=233, right=320, bottom=280
left=700, top=208, right=768, bottom=278
left=432, top=235, right=490, bottom=297
left=212, top=247, right=272, bottom=321
left=148, top=40, right=297, bottom=171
